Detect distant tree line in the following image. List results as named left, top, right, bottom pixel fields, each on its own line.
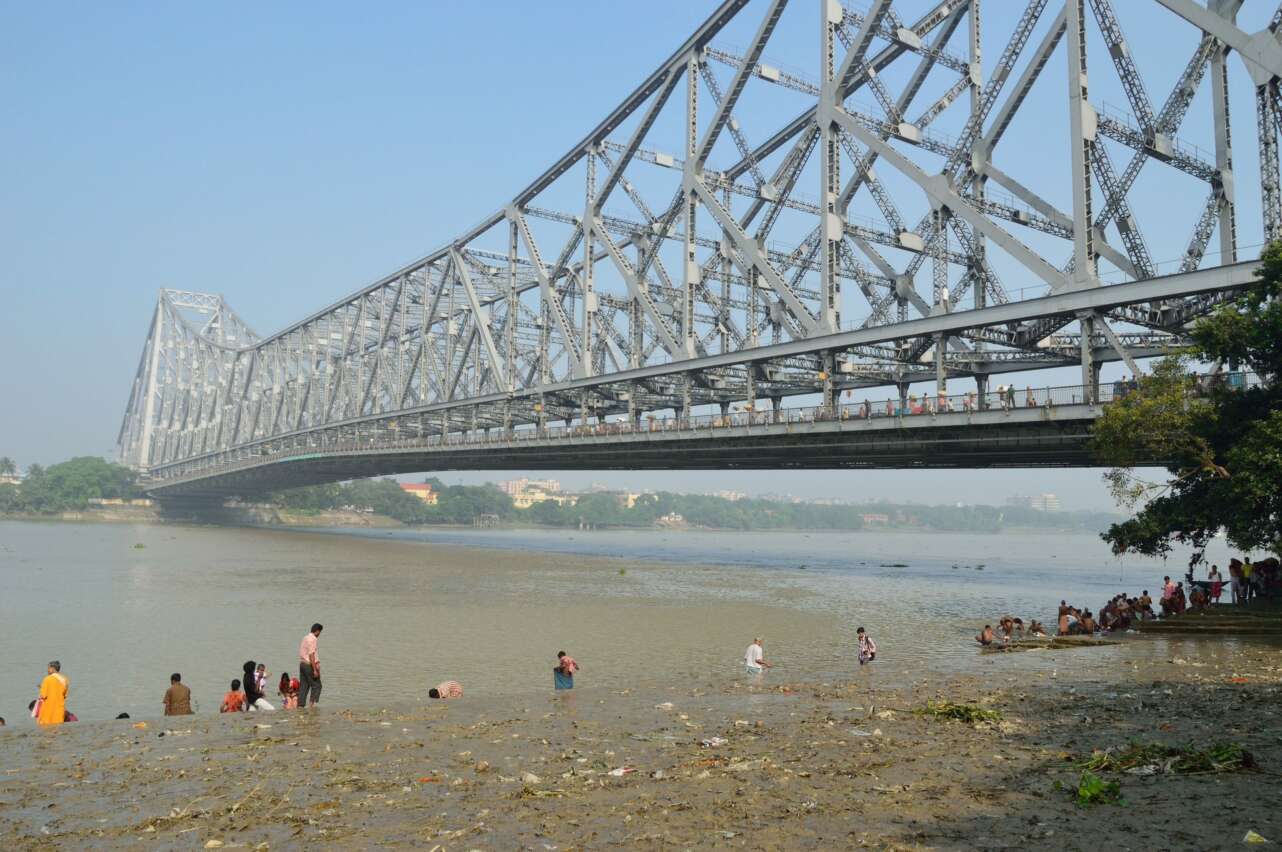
left=0, top=454, right=1118, bottom=532
left=270, top=478, right=515, bottom=526
left=0, top=456, right=141, bottom=514
left=265, top=478, right=1117, bottom=532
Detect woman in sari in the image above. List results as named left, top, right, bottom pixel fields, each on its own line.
left=37, top=661, right=68, bottom=726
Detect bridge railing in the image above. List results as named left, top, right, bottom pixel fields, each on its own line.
left=147, top=371, right=1261, bottom=485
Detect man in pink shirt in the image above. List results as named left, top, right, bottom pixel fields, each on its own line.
left=298, top=623, right=323, bottom=707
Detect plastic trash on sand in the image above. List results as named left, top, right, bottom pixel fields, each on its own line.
left=700, top=736, right=728, bottom=748
left=1243, top=830, right=1270, bottom=844
left=608, top=766, right=636, bottom=776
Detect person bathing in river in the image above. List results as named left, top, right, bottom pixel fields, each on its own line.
left=278, top=672, right=298, bottom=709
left=1028, top=619, right=1047, bottom=637
left=1229, top=560, right=1244, bottom=605
left=429, top=681, right=463, bottom=699
left=745, top=637, right=771, bottom=674
left=554, top=651, right=579, bottom=690
left=998, top=616, right=1023, bottom=642
left=857, top=627, right=877, bottom=664
left=220, top=679, right=245, bottom=713
left=1080, top=610, right=1097, bottom=634
left=242, top=661, right=274, bottom=711
left=1189, top=584, right=1208, bottom=612
left=35, top=661, right=69, bottom=726
left=1160, top=576, right=1177, bottom=615
left=976, top=624, right=995, bottom=646
left=1209, top=565, right=1224, bottom=603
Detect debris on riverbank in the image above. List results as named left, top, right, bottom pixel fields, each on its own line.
left=2, top=648, right=1279, bottom=849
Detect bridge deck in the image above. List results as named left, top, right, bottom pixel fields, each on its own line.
left=146, top=403, right=1120, bottom=498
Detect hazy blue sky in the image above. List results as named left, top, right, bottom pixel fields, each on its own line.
left=2, top=1, right=1269, bottom=509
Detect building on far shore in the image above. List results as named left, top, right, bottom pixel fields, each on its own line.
left=499, top=478, right=561, bottom=497
left=1007, top=493, right=1061, bottom=512
left=861, top=512, right=890, bottom=526
left=400, top=483, right=439, bottom=505
left=499, top=478, right=577, bottom=509
left=87, top=497, right=154, bottom=507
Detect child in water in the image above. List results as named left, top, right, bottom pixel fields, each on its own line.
left=221, top=679, right=245, bottom=713
left=255, top=664, right=269, bottom=696
left=278, top=672, right=299, bottom=709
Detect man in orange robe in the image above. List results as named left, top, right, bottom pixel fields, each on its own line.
left=37, top=661, right=68, bottom=726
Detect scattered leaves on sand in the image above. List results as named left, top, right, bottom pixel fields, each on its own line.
left=1078, top=742, right=1255, bottom=775
left=1068, top=770, right=1124, bottom=807
left=914, top=701, right=1003, bottom=723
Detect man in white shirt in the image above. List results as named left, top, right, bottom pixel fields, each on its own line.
left=744, top=638, right=771, bottom=674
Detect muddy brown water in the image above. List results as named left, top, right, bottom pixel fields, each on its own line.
left=0, top=520, right=1272, bottom=722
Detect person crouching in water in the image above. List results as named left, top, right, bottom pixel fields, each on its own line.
left=429, top=681, right=463, bottom=699
left=278, top=672, right=299, bottom=709
left=976, top=624, right=995, bottom=646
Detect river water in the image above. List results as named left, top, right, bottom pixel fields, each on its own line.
left=0, top=520, right=1264, bottom=722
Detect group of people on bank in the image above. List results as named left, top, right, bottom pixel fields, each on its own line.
left=19, top=621, right=592, bottom=725
left=217, top=623, right=326, bottom=713
left=26, top=624, right=329, bottom=726
left=975, top=616, right=1047, bottom=646
left=1014, top=557, right=1279, bottom=644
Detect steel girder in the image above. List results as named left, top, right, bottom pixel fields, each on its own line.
left=120, top=0, right=1279, bottom=481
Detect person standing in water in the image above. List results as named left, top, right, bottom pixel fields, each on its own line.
left=554, top=651, right=579, bottom=690
left=298, top=623, right=323, bottom=707
left=36, top=661, right=68, bottom=726
left=744, top=637, right=771, bottom=675
left=856, top=627, right=878, bottom=718
left=857, top=627, right=877, bottom=664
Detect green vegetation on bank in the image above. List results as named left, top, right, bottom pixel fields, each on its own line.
left=271, top=478, right=513, bottom=526
left=0, top=456, right=141, bottom=514
left=1092, top=241, right=1282, bottom=563
left=265, top=478, right=1116, bottom=532
left=0, top=456, right=1116, bottom=533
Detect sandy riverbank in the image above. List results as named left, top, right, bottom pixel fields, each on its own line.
left=2, top=644, right=1279, bottom=850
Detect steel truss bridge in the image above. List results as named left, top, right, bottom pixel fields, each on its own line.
left=120, top=0, right=1281, bottom=499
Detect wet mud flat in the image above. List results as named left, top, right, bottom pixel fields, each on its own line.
left=2, top=648, right=1280, bottom=850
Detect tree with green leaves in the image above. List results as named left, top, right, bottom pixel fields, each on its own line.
left=0, top=457, right=16, bottom=477
left=1092, top=242, right=1282, bottom=564
left=4, top=456, right=140, bottom=513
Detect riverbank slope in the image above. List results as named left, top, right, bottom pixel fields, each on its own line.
left=2, top=646, right=1279, bottom=849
